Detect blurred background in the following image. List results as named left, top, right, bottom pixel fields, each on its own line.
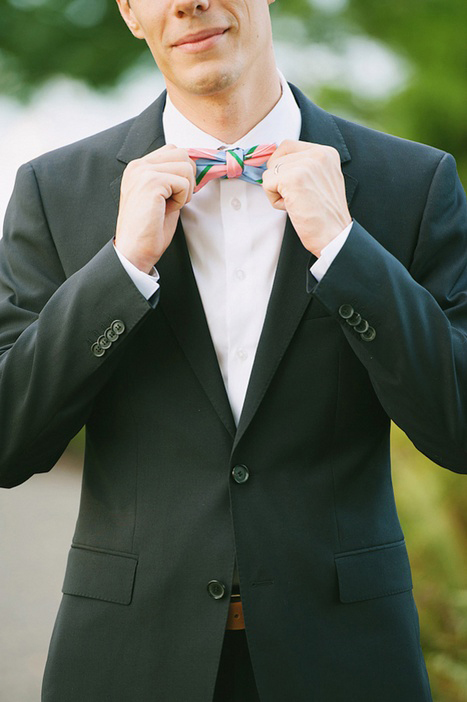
left=0, top=0, right=466, bottom=700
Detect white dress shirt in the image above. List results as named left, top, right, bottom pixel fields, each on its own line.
left=116, top=71, right=351, bottom=425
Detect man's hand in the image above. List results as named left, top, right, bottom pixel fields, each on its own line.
left=115, top=145, right=196, bottom=273
left=262, top=140, right=351, bottom=257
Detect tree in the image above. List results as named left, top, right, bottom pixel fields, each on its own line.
left=0, top=0, right=143, bottom=96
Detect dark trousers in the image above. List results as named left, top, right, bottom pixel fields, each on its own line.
left=213, top=629, right=261, bottom=701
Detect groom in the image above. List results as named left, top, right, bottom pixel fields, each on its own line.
left=1, top=0, right=467, bottom=700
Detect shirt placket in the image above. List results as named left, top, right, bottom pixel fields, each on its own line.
left=220, top=178, right=254, bottom=425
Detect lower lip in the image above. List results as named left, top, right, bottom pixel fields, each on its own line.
left=175, top=31, right=227, bottom=54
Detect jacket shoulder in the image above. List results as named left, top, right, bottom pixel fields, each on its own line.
left=25, top=91, right=165, bottom=181
left=27, top=117, right=136, bottom=178
left=332, top=112, right=447, bottom=168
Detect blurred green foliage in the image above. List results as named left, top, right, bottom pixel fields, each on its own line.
left=0, top=0, right=143, bottom=93
left=2, top=0, right=466, bottom=699
left=1, top=0, right=466, bottom=184
left=391, top=427, right=467, bottom=702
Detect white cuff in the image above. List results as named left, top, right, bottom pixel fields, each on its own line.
left=114, top=244, right=160, bottom=300
left=310, top=222, right=353, bottom=283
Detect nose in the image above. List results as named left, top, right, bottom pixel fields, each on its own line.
left=174, top=0, right=210, bottom=18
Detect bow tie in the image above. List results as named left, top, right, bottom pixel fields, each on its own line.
left=186, top=144, right=276, bottom=192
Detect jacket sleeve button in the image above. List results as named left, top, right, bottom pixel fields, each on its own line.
left=361, top=326, right=377, bottom=342
left=111, top=320, right=126, bottom=336
left=346, top=312, right=362, bottom=327
left=98, top=334, right=112, bottom=350
left=338, top=304, right=354, bottom=319
left=354, top=319, right=369, bottom=334
left=91, top=342, right=105, bottom=358
left=105, top=326, right=119, bottom=343
left=207, top=580, right=226, bottom=599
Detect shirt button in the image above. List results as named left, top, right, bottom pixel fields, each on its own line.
left=231, top=198, right=242, bottom=211
left=235, top=269, right=246, bottom=281
left=236, top=348, right=248, bottom=361
left=207, top=580, right=226, bottom=600
left=232, top=464, right=250, bottom=484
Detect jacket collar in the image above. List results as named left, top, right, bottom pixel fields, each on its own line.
left=112, top=83, right=357, bottom=204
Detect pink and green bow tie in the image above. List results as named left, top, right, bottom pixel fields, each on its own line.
left=186, top=144, right=277, bottom=192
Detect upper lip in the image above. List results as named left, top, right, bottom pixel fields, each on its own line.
left=173, top=28, right=227, bottom=46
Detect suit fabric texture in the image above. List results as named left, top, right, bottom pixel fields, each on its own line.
left=1, top=84, right=467, bottom=701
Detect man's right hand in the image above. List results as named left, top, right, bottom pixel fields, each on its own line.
left=114, top=145, right=196, bottom=273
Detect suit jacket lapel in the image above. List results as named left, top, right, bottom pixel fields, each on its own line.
left=234, top=84, right=358, bottom=448
left=110, top=91, right=169, bottom=205
left=157, top=222, right=237, bottom=438
left=109, top=91, right=236, bottom=438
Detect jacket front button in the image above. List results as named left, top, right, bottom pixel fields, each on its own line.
left=232, top=464, right=249, bottom=484
left=207, top=580, right=226, bottom=600
left=338, top=304, right=354, bottom=319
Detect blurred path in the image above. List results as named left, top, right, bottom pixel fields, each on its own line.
left=0, top=452, right=83, bottom=701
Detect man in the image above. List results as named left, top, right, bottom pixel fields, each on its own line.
left=1, top=0, right=466, bottom=699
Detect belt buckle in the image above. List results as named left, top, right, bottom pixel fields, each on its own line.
left=226, top=594, right=245, bottom=630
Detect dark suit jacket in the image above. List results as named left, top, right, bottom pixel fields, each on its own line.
left=1, top=84, right=466, bottom=702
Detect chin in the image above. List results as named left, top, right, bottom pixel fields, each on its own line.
left=179, top=65, right=241, bottom=97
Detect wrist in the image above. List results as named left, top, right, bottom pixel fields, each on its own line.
left=114, top=239, right=159, bottom=273
left=309, top=219, right=353, bottom=258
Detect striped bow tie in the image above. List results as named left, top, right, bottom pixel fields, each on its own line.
left=186, top=144, right=277, bottom=192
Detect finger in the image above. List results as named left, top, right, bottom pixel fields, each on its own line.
left=124, top=161, right=196, bottom=201
left=261, top=168, right=286, bottom=211
left=145, top=161, right=196, bottom=185
left=268, top=141, right=340, bottom=170
left=263, top=188, right=286, bottom=211
left=137, top=145, right=196, bottom=168
left=154, top=156, right=196, bottom=178
left=153, top=162, right=196, bottom=203
left=155, top=173, right=193, bottom=213
left=268, top=139, right=311, bottom=165
left=142, top=148, right=197, bottom=181
left=157, top=146, right=197, bottom=178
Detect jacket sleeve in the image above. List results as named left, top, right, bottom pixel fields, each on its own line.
left=312, top=152, right=467, bottom=473
left=0, top=162, right=155, bottom=488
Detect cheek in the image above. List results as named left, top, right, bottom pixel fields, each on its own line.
left=137, top=9, right=164, bottom=45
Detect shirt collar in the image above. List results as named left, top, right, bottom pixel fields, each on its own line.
left=162, top=70, right=302, bottom=150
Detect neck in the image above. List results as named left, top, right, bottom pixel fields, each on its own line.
left=165, top=69, right=282, bottom=144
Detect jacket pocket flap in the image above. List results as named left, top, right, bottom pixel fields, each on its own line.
left=335, top=540, right=413, bottom=604
left=62, top=545, right=138, bottom=605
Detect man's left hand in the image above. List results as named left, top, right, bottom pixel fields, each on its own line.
left=262, top=140, right=352, bottom=257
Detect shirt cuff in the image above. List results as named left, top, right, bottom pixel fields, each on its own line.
left=310, top=222, right=353, bottom=283
left=113, top=244, right=160, bottom=300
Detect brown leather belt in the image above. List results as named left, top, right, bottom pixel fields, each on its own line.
left=226, top=594, right=245, bottom=630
